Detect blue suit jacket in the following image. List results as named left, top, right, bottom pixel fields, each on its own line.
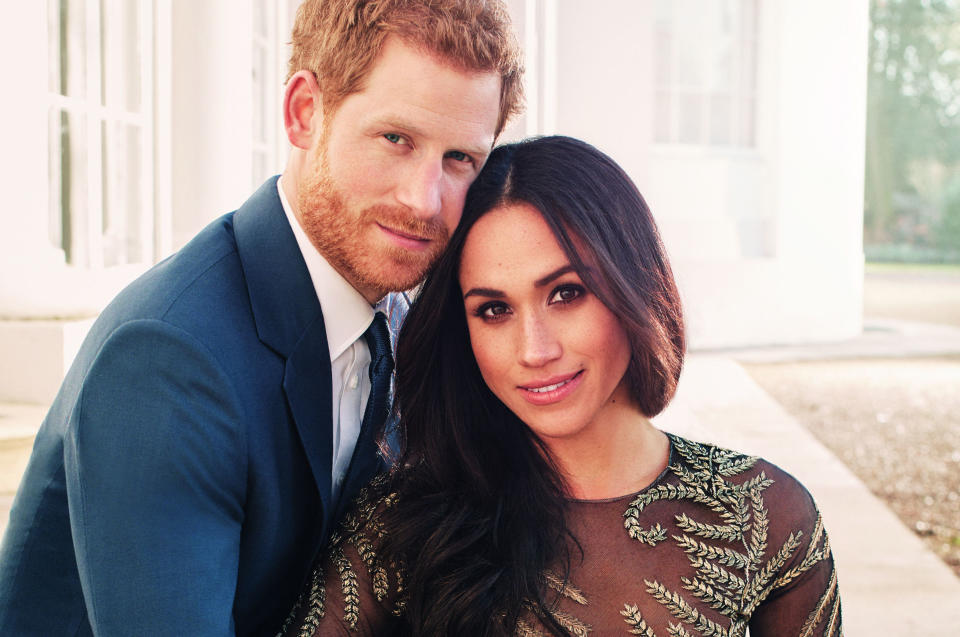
left=0, top=178, right=384, bottom=635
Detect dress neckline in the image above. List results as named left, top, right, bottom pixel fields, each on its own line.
left=564, top=432, right=675, bottom=504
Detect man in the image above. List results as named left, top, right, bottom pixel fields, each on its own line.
left=0, top=0, right=522, bottom=634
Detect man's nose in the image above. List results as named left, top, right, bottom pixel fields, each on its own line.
left=518, top=313, right=562, bottom=368
left=395, top=157, right=443, bottom=219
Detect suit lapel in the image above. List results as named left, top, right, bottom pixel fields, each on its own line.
left=283, top=325, right=334, bottom=506
left=233, top=177, right=334, bottom=507
left=333, top=410, right=383, bottom=522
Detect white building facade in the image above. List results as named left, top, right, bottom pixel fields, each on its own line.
left=0, top=0, right=869, bottom=404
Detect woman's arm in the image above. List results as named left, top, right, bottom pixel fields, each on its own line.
left=748, top=506, right=843, bottom=635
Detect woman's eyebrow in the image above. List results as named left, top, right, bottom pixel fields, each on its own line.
left=534, top=265, right=576, bottom=288
left=463, top=265, right=579, bottom=299
left=462, top=287, right=505, bottom=300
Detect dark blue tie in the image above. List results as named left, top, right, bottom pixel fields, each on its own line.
left=361, top=311, right=394, bottom=434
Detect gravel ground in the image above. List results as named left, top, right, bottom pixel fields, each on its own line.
left=744, top=357, right=960, bottom=578
left=743, top=265, right=960, bottom=579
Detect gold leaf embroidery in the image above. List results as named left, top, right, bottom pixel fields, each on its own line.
left=544, top=571, right=588, bottom=605
left=333, top=545, right=360, bottom=630
left=621, top=603, right=657, bottom=636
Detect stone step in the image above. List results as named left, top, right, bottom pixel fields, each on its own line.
left=0, top=403, right=45, bottom=493
left=0, top=403, right=45, bottom=538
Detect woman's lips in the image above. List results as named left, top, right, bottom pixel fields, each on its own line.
left=518, top=370, right=584, bottom=405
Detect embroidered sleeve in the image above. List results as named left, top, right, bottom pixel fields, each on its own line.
left=277, top=476, right=405, bottom=637
left=746, top=486, right=843, bottom=636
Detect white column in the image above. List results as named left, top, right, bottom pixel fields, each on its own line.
left=0, top=5, right=63, bottom=309
left=770, top=0, right=868, bottom=342
left=170, top=0, right=255, bottom=249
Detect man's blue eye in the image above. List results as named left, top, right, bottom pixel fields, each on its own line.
left=447, top=151, right=469, bottom=162
left=384, top=133, right=402, bottom=143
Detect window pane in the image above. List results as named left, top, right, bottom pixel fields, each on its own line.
left=654, top=0, right=672, bottom=26
left=742, top=0, right=758, bottom=37
left=654, top=91, right=672, bottom=143
left=739, top=97, right=756, bottom=147
left=711, top=37, right=734, bottom=90
left=252, top=0, right=278, bottom=189
left=254, top=0, right=269, bottom=38
left=710, top=93, right=733, bottom=146
left=738, top=217, right=774, bottom=258
left=101, top=0, right=142, bottom=111
left=675, top=37, right=703, bottom=88
left=102, top=121, right=143, bottom=266
left=50, top=0, right=87, bottom=98
left=654, top=29, right=671, bottom=88
left=652, top=0, right=758, bottom=149
left=678, top=93, right=703, bottom=145
left=253, top=43, right=269, bottom=144
left=253, top=151, right=268, bottom=187
left=47, top=108, right=64, bottom=250
left=49, top=109, right=88, bottom=263
left=742, top=36, right=758, bottom=97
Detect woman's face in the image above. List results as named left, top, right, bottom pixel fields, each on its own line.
left=459, top=201, right=633, bottom=446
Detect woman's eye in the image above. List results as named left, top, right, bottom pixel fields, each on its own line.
left=550, top=284, right=584, bottom=305
left=477, top=302, right=510, bottom=320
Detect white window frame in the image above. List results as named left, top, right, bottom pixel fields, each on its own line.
left=251, top=0, right=276, bottom=187
left=47, top=0, right=156, bottom=269
left=252, top=0, right=300, bottom=188
left=653, top=0, right=759, bottom=150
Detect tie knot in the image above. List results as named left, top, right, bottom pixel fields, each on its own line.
left=364, top=312, right=394, bottom=378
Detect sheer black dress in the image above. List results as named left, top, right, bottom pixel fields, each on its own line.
left=280, top=433, right=842, bottom=636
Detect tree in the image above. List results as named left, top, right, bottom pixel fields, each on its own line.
left=865, top=0, right=960, bottom=248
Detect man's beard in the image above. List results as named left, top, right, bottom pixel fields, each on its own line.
left=297, top=143, right=450, bottom=299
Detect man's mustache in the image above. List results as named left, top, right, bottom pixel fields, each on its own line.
left=366, top=205, right=449, bottom=243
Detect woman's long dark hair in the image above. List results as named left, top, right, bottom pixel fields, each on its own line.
left=379, top=136, right=685, bottom=635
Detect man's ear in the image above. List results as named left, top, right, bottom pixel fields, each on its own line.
left=284, top=70, right=324, bottom=150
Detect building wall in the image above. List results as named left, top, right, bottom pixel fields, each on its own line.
left=535, top=0, right=869, bottom=348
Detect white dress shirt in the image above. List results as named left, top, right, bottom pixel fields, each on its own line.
left=277, top=177, right=379, bottom=501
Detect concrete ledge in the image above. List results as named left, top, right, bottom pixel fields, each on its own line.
left=0, top=403, right=45, bottom=492
left=0, top=402, right=46, bottom=537
left=707, top=318, right=960, bottom=362
left=0, top=318, right=94, bottom=404
left=655, top=356, right=960, bottom=635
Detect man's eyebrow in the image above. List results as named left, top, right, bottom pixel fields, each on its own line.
left=379, top=116, right=426, bottom=138
left=534, top=265, right=576, bottom=288
left=462, top=287, right=504, bottom=300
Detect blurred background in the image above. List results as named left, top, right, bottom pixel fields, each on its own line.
left=0, top=0, right=957, bottom=633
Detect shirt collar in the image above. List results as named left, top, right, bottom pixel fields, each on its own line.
left=278, top=176, right=374, bottom=361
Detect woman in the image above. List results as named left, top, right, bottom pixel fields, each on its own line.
left=280, top=136, right=842, bottom=636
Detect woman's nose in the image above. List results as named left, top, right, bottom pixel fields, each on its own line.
left=518, top=313, right=562, bottom=368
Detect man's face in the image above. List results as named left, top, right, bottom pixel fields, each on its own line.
left=297, top=37, right=502, bottom=302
